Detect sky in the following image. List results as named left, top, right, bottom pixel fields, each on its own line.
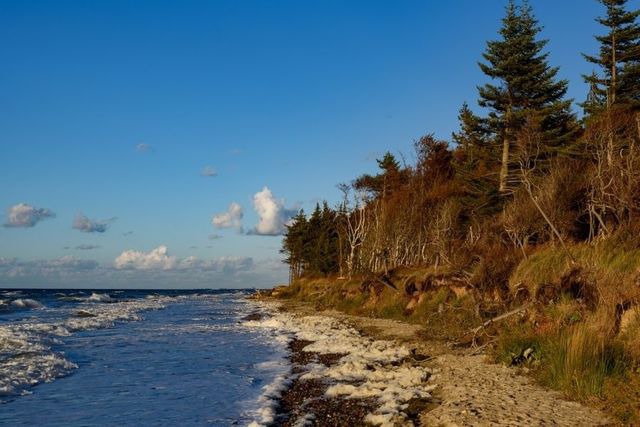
left=0, top=0, right=635, bottom=288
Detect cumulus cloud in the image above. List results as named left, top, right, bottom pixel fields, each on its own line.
left=114, top=245, right=177, bottom=270
left=136, top=143, right=152, bottom=152
left=3, top=203, right=55, bottom=228
left=73, top=214, right=116, bottom=233
left=212, top=202, right=243, bottom=232
left=250, top=187, right=297, bottom=236
left=201, top=165, right=217, bottom=177
left=113, top=245, right=253, bottom=274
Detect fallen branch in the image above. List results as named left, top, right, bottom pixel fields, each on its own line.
left=375, top=275, right=398, bottom=292
left=456, top=305, right=529, bottom=348
left=469, top=305, right=528, bottom=336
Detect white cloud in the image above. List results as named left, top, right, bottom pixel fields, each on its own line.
left=212, top=202, right=243, bottom=232
left=201, top=165, right=217, bottom=177
left=3, top=203, right=55, bottom=228
left=73, top=214, right=116, bottom=233
left=0, top=252, right=280, bottom=288
left=250, top=187, right=297, bottom=236
left=113, top=245, right=177, bottom=270
left=45, top=256, right=99, bottom=270
left=113, top=246, right=253, bottom=274
left=136, top=143, right=152, bottom=152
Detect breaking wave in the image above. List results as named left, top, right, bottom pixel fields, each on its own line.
left=0, top=293, right=172, bottom=399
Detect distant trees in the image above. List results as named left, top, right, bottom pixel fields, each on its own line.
left=281, top=203, right=341, bottom=281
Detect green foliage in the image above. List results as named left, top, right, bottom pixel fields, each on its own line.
left=281, top=202, right=342, bottom=279
left=583, top=0, right=640, bottom=113
left=353, top=151, right=408, bottom=198
left=478, top=0, right=578, bottom=148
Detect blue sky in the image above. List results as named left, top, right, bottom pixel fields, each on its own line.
left=0, top=0, right=633, bottom=288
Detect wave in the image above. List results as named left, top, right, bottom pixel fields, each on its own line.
left=10, top=298, right=44, bottom=310
left=0, top=294, right=174, bottom=400
left=240, top=304, right=294, bottom=427
left=87, top=292, right=115, bottom=303
left=2, top=290, right=23, bottom=298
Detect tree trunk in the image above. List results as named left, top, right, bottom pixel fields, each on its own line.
left=500, top=108, right=513, bottom=193
left=499, top=131, right=510, bottom=192
left=610, top=33, right=617, bottom=107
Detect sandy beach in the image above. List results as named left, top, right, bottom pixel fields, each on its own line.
left=245, top=300, right=614, bottom=427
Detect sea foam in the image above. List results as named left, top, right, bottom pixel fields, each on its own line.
left=243, top=303, right=435, bottom=427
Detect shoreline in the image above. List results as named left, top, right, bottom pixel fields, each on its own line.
left=244, top=299, right=436, bottom=426
left=248, top=296, right=615, bottom=426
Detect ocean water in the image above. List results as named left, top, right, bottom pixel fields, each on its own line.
left=0, top=289, right=288, bottom=426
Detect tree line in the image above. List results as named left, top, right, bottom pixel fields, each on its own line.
left=282, top=0, right=640, bottom=291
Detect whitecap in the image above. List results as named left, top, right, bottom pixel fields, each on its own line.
left=0, top=293, right=174, bottom=399
left=11, top=298, right=44, bottom=309
left=87, top=292, right=115, bottom=303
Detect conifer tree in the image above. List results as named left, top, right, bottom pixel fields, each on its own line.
left=353, top=151, right=404, bottom=197
left=583, top=0, right=640, bottom=112
left=452, top=103, right=501, bottom=214
left=478, top=0, right=576, bottom=192
left=452, top=102, right=492, bottom=167
left=281, top=210, right=307, bottom=281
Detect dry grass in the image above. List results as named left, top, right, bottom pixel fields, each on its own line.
left=510, top=238, right=640, bottom=303
left=493, top=306, right=638, bottom=424
left=278, top=269, right=480, bottom=341
left=278, top=253, right=640, bottom=424
left=538, top=324, right=627, bottom=399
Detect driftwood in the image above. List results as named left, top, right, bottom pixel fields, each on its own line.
left=458, top=305, right=529, bottom=348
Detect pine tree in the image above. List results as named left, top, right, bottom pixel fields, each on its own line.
left=478, top=0, right=577, bottom=192
left=353, top=151, right=405, bottom=197
left=583, top=0, right=640, bottom=112
left=452, top=103, right=501, bottom=215
left=281, top=210, right=307, bottom=282
left=305, top=204, right=323, bottom=273
left=452, top=102, right=492, bottom=167
left=317, top=202, right=339, bottom=275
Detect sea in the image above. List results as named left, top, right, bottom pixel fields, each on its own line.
left=0, top=289, right=288, bottom=426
